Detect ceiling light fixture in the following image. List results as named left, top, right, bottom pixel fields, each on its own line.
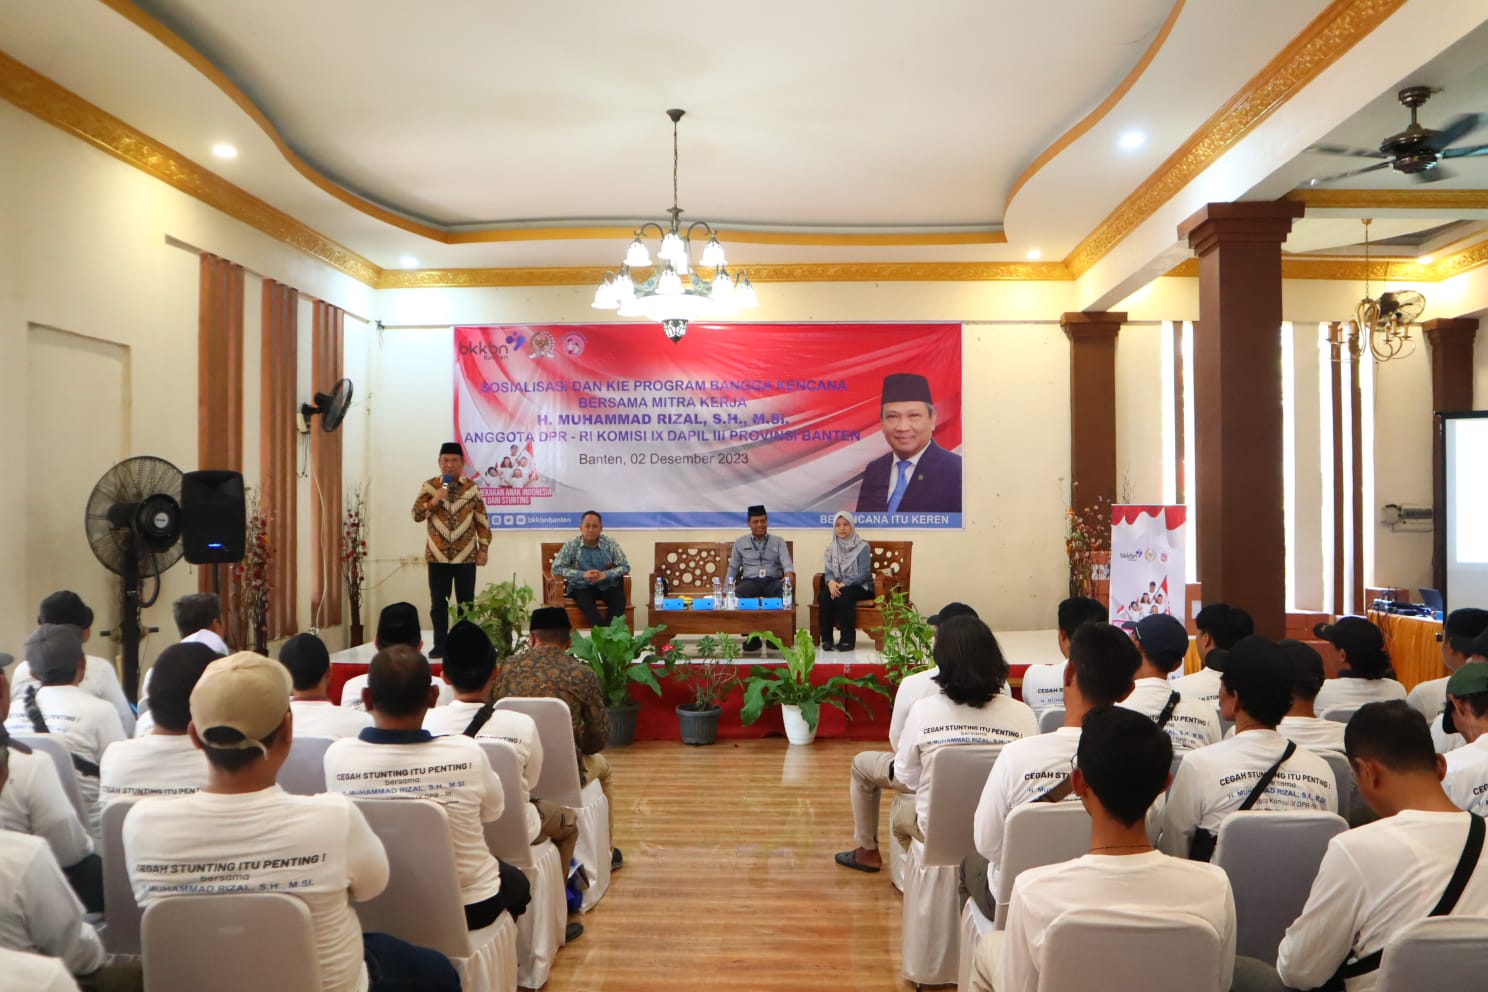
left=211, top=143, right=238, bottom=159
left=398, top=255, right=419, bottom=269
left=592, top=109, right=758, bottom=343
left=1328, top=218, right=1425, bottom=364
left=1417, top=255, right=1434, bottom=265
left=1118, top=130, right=1146, bottom=151
left=1025, top=249, right=1043, bottom=261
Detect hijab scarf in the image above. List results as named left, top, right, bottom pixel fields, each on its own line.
left=825, top=511, right=867, bottom=580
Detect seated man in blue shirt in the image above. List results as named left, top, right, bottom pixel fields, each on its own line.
left=726, top=505, right=795, bottom=651
left=550, top=510, right=631, bottom=629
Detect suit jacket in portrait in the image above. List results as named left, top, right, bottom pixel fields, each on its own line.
left=855, top=440, right=963, bottom=513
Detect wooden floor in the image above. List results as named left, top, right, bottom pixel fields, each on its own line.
left=541, top=739, right=907, bottom=991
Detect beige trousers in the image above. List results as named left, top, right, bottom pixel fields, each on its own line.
left=849, top=750, right=918, bottom=851
left=532, top=797, right=579, bottom=872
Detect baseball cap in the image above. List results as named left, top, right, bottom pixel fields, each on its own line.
left=1131, top=614, right=1190, bottom=669
left=376, top=602, right=421, bottom=646
left=37, top=591, right=93, bottom=630
left=1312, top=616, right=1385, bottom=656
left=189, top=652, right=292, bottom=753
left=1470, top=626, right=1488, bottom=660
left=24, top=624, right=84, bottom=683
left=1447, top=663, right=1488, bottom=700
left=928, top=602, right=978, bottom=625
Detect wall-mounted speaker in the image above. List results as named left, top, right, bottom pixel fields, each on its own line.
left=181, top=469, right=246, bottom=564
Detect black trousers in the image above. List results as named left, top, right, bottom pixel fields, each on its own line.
left=63, top=852, right=105, bottom=914
left=735, top=577, right=783, bottom=599
left=570, top=582, right=627, bottom=628
left=463, top=859, right=532, bottom=929
left=428, top=562, right=477, bottom=650
left=822, top=584, right=874, bottom=648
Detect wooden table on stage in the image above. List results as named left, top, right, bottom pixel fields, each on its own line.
left=648, top=608, right=798, bottom=647
left=1369, top=610, right=1446, bottom=692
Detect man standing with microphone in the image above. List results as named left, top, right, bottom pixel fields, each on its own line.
left=413, top=442, right=491, bottom=658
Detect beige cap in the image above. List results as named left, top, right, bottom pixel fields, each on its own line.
left=189, top=651, right=291, bottom=753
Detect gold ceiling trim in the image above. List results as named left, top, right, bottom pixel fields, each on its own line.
left=94, top=0, right=1003, bottom=249
left=1285, top=187, right=1488, bottom=211
left=1162, top=237, right=1488, bottom=282
left=376, top=261, right=1075, bottom=290
left=1065, top=0, right=1409, bottom=279
left=0, top=50, right=382, bottom=286
left=1436, top=237, right=1488, bottom=279
left=1004, top=0, right=1187, bottom=211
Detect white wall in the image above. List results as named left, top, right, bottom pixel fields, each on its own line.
left=1114, top=322, right=1165, bottom=504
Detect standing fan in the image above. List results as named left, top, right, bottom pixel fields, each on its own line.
left=85, top=456, right=185, bottom=702
left=298, top=378, right=354, bottom=433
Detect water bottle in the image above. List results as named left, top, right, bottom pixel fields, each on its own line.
left=711, top=577, right=722, bottom=605
left=782, top=575, right=794, bottom=610
left=725, top=575, right=736, bottom=610
left=654, top=577, right=665, bottom=610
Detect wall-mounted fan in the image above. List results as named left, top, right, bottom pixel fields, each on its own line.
left=85, top=456, right=185, bottom=701
left=298, top=377, right=354, bottom=434
left=1308, top=86, right=1486, bottom=185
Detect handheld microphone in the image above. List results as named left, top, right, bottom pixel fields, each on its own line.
left=441, top=474, right=456, bottom=502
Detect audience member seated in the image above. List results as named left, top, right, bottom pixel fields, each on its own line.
left=1013, top=596, right=1108, bottom=720
left=1119, top=614, right=1220, bottom=752
left=1159, top=635, right=1337, bottom=861
left=325, top=645, right=531, bottom=930
left=424, top=621, right=579, bottom=880
left=8, top=591, right=135, bottom=736
left=1428, top=625, right=1488, bottom=755
left=1233, top=701, right=1488, bottom=992
left=280, top=633, right=372, bottom=738
left=340, top=603, right=453, bottom=713
left=550, top=510, right=631, bottom=629
left=1408, top=608, right=1488, bottom=725
left=967, top=621, right=1141, bottom=918
left=1273, top=639, right=1347, bottom=753
left=135, top=593, right=229, bottom=737
left=968, top=707, right=1236, bottom=992
left=0, top=670, right=98, bottom=914
left=894, top=616, right=1038, bottom=839
left=1441, top=664, right=1488, bottom=816
left=1313, top=616, right=1407, bottom=714
left=834, top=601, right=978, bottom=874
left=1171, top=603, right=1254, bottom=707
left=0, top=946, right=81, bottom=992
left=818, top=511, right=874, bottom=652
left=98, top=642, right=214, bottom=807
left=124, top=652, right=459, bottom=992
left=4, top=626, right=125, bottom=845
left=725, top=504, right=795, bottom=652
left=494, top=606, right=618, bottom=869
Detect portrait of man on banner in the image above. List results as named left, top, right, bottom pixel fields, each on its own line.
left=854, top=372, right=963, bottom=514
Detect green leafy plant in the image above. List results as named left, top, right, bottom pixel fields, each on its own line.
left=570, top=616, right=669, bottom=708
left=454, top=576, right=536, bottom=664
left=739, top=629, right=890, bottom=732
left=874, top=587, right=934, bottom=685
left=671, top=633, right=742, bottom=711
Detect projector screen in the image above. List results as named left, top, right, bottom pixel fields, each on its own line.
left=1444, top=412, right=1488, bottom=612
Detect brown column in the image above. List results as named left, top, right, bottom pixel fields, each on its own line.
left=1177, top=200, right=1304, bottom=638
left=1425, top=317, right=1478, bottom=589
left=1061, top=311, right=1126, bottom=514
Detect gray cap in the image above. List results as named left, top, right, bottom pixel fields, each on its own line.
left=24, top=624, right=85, bottom=684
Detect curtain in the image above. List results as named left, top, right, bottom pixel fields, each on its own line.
left=310, top=300, right=344, bottom=627
left=196, top=254, right=245, bottom=640
left=261, top=279, right=298, bottom=639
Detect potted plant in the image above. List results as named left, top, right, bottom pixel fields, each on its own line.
left=341, top=484, right=369, bottom=646
left=230, top=489, right=272, bottom=654
left=874, top=587, right=934, bottom=685
left=453, top=576, right=536, bottom=664
left=739, top=629, right=890, bottom=745
left=570, top=616, right=668, bottom=747
left=671, top=634, right=741, bottom=745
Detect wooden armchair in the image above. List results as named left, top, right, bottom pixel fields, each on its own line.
left=809, top=541, right=913, bottom=650
left=645, top=541, right=796, bottom=647
left=539, top=541, right=635, bottom=630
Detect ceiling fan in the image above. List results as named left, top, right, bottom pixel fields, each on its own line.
left=1307, top=86, right=1486, bottom=186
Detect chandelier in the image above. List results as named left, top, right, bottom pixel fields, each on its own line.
left=1328, top=218, right=1425, bottom=363
left=591, top=109, right=758, bottom=343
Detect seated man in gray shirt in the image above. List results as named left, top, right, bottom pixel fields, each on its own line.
left=726, top=504, right=795, bottom=651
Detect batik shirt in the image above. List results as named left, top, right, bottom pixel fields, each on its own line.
left=493, top=645, right=609, bottom=760
left=411, top=476, right=492, bottom=564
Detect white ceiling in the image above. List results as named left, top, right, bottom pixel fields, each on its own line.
left=2, top=0, right=1486, bottom=275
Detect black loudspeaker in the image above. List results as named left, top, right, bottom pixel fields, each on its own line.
left=181, top=470, right=246, bottom=564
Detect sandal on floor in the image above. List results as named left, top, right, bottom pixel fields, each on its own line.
left=835, top=850, right=882, bottom=873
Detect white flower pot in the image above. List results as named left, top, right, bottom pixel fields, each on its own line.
left=781, top=704, right=817, bottom=745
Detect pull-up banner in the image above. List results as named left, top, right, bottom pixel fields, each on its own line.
left=453, top=323, right=963, bottom=529
left=1109, top=505, right=1188, bottom=624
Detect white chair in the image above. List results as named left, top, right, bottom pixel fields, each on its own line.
left=11, top=733, right=88, bottom=823
left=1036, top=906, right=1226, bottom=991
left=480, top=741, right=566, bottom=990
left=957, top=897, right=996, bottom=990
left=141, top=893, right=320, bottom=992
left=1212, top=810, right=1347, bottom=964
left=888, top=791, right=911, bottom=892
left=1321, top=705, right=1359, bottom=725
left=278, top=735, right=332, bottom=795
left=353, top=798, right=517, bottom=992
left=993, top=800, right=1092, bottom=928
left=1374, top=916, right=1488, bottom=991
left=1037, top=707, right=1065, bottom=734
left=101, top=798, right=141, bottom=954
left=494, top=697, right=610, bottom=912
left=901, top=744, right=1002, bottom=987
